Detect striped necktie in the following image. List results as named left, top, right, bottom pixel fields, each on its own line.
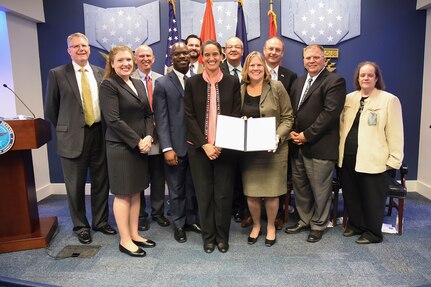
left=298, top=78, right=313, bottom=109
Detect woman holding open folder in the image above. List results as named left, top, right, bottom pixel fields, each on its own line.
left=240, top=51, right=294, bottom=247
left=184, top=40, right=241, bottom=253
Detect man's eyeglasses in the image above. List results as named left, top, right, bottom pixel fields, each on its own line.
left=69, top=44, right=89, bottom=49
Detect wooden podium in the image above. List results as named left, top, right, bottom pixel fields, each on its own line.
left=0, top=119, right=58, bottom=253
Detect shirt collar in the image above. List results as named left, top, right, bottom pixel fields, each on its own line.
left=72, top=61, right=91, bottom=72
left=137, top=69, right=152, bottom=79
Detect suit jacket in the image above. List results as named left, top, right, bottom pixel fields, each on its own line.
left=240, top=80, right=294, bottom=144
left=99, top=75, right=153, bottom=149
left=290, top=68, right=346, bottom=160
left=152, top=71, right=189, bottom=157
left=184, top=73, right=241, bottom=148
left=45, top=62, right=104, bottom=159
left=131, top=70, right=162, bottom=155
left=220, top=61, right=230, bottom=75
left=338, top=89, right=403, bottom=173
left=278, top=66, right=297, bottom=97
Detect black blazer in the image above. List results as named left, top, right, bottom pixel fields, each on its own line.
left=278, top=66, right=297, bottom=98
left=290, top=69, right=346, bottom=160
left=45, top=63, right=104, bottom=159
left=184, top=73, right=241, bottom=148
left=99, top=75, right=153, bottom=149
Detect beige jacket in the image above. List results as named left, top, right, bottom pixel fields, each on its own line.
left=338, top=89, right=404, bottom=173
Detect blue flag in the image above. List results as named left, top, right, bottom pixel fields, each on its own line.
left=235, top=0, right=249, bottom=64
left=164, top=0, right=180, bottom=71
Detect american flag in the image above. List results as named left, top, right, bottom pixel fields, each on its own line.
left=164, top=0, right=180, bottom=71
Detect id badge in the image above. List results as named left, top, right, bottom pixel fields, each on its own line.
left=368, top=112, right=377, bottom=126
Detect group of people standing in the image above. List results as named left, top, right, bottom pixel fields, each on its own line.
left=45, top=32, right=403, bottom=257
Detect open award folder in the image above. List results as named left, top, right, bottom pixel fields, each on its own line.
left=215, top=115, right=276, bottom=151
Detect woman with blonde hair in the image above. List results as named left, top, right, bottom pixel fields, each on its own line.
left=240, top=51, right=294, bottom=247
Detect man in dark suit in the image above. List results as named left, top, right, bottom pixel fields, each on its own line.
left=220, top=36, right=245, bottom=224
left=132, top=44, right=169, bottom=231
left=185, top=34, right=203, bottom=75
left=153, top=42, right=200, bottom=243
left=285, top=45, right=346, bottom=243
left=263, top=36, right=298, bottom=230
left=45, top=32, right=116, bottom=244
left=220, top=36, right=244, bottom=81
left=263, top=37, right=297, bottom=96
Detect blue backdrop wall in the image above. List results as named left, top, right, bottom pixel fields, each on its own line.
left=38, top=0, right=425, bottom=182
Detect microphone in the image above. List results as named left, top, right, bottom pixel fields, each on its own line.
left=3, top=84, right=36, bottom=118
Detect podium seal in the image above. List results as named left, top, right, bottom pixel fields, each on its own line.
left=0, top=120, right=15, bottom=154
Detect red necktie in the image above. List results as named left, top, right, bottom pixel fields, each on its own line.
left=146, top=75, right=153, bottom=111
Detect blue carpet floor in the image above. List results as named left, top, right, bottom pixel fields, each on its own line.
left=0, top=192, right=430, bottom=287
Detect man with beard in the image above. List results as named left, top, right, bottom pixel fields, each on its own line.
left=131, top=45, right=170, bottom=231
left=153, top=42, right=201, bottom=243
left=185, top=34, right=203, bottom=75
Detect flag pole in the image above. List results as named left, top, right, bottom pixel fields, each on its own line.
left=269, top=0, right=273, bottom=12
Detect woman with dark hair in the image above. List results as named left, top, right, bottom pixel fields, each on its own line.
left=184, top=40, right=241, bottom=253
left=239, top=51, right=294, bottom=247
left=99, top=45, right=156, bottom=257
left=339, top=61, right=404, bottom=244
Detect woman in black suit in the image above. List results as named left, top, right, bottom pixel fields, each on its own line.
left=99, top=45, right=156, bottom=257
left=184, top=40, right=241, bottom=253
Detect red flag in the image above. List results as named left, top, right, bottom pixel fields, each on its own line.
left=200, top=0, right=216, bottom=43
left=268, top=10, right=277, bottom=38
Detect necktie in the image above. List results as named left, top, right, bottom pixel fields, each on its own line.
left=298, top=78, right=313, bottom=108
left=80, top=68, right=95, bottom=126
left=271, top=69, right=277, bottom=80
left=146, top=75, right=153, bottom=111
left=233, top=68, right=239, bottom=78
left=189, top=65, right=195, bottom=76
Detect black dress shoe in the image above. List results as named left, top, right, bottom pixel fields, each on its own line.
left=217, top=242, right=229, bottom=253
left=77, top=230, right=92, bottom=244
left=132, top=239, right=156, bottom=248
left=285, top=223, right=310, bottom=234
left=355, top=235, right=382, bottom=244
left=184, top=223, right=201, bottom=233
left=119, top=244, right=146, bottom=257
left=343, top=228, right=362, bottom=237
left=247, top=230, right=261, bottom=245
left=93, top=224, right=117, bottom=235
left=307, top=230, right=324, bottom=243
left=174, top=228, right=187, bottom=243
left=265, top=237, right=276, bottom=247
left=138, top=218, right=149, bottom=231
left=152, top=215, right=170, bottom=227
left=233, top=211, right=242, bottom=223
left=204, top=243, right=215, bottom=253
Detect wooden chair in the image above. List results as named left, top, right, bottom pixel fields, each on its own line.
left=387, top=164, right=408, bottom=235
